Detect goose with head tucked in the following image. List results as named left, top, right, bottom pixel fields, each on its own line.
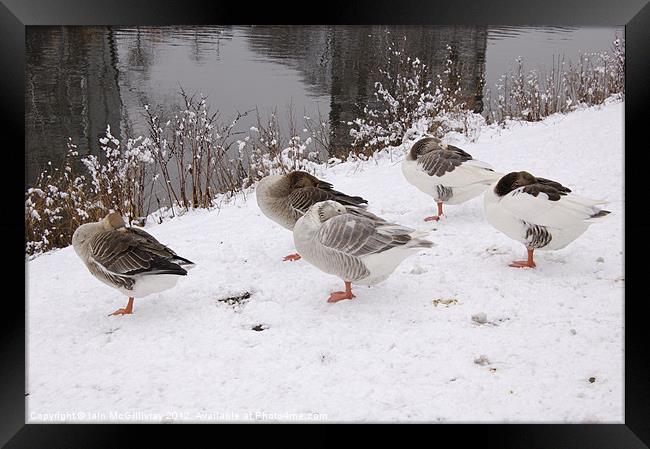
left=293, top=200, right=433, bottom=303
left=484, top=171, right=611, bottom=268
left=72, top=212, right=195, bottom=315
left=401, top=134, right=502, bottom=222
left=256, top=171, right=368, bottom=261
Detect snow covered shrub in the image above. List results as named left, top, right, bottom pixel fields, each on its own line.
left=144, top=90, right=249, bottom=211
left=485, top=57, right=546, bottom=123
left=302, top=108, right=331, bottom=157
left=25, top=141, right=103, bottom=256
left=82, top=125, right=153, bottom=226
left=570, top=41, right=625, bottom=105
left=244, top=108, right=284, bottom=182
left=610, top=35, right=625, bottom=95
left=485, top=36, right=625, bottom=124
left=26, top=129, right=156, bottom=257
left=349, top=42, right=472, bottom=155
left=26, top=92, right=329, bottom=256
left=238, top=107, right=321, bottom=187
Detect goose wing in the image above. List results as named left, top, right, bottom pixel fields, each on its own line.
left=287, top=187, right=335, bottom=215
left=417, top=145, right=472, bottom=177
left=417, top=145, right=497, bottom=185
left=88, top=228, right=188, bottom=283
left=498, top=180, right=607, bottom=228
left=287, top=186, right=368, bottom=215
left=344, top=205, right=388, bottom=222
left=316, top=213, right=415, bottom=258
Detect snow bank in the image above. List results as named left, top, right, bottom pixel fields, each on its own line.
left=27, top=101, right=624, bottom=422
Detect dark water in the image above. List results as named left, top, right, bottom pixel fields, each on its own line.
left=25, top=25, right=622, bottom=185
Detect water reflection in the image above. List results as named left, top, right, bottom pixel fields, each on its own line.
left=25, top=25, right=621, bottom=185
left=26, top=27, right=123, bottom=178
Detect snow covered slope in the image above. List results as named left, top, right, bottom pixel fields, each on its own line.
left=27, top=101, right=624, bottom=422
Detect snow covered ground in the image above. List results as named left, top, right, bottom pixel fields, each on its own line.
left=27, top=101, right=624, bottom=423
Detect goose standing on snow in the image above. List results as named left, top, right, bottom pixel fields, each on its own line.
left=401, top=135, right=502, bottom=221
left=72, top=212, right=195, bottom=315
left=256, top=171, right=368, bottom=261
left=484, top=171, right=611, bottom=268
left=293, top=200, right=433, bottom=303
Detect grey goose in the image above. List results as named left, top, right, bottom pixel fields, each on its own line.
left=72, top=212, right=194, bottom=315
left=293, top=200, right=433, bottom=303
left=256, top=171, right=368, bottom=261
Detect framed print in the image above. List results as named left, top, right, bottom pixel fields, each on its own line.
left=3, top=0, right=649, bottom=446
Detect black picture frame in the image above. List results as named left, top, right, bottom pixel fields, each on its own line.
left=3, top=0, right=647, bottom=446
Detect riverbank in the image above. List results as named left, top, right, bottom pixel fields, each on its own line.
left=27, top=100, right=624, bottom=422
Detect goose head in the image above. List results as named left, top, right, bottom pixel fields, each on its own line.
left=286, top=171, right=321, bottom=189
left=405, top=136, right=444, bottom=161
left=257, top=171, right=319, bottom=198
left=72, top=221, right=103, bottom=255
left=101, top=212, right=126, bottom=231
left=494, top=171, right=537, bottom=197
left=72, top=212, right=125, bottom=255
left=309, top=200, right=347, bottom=223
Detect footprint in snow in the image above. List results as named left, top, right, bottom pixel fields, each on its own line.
left=482, top=245, right=510, bottom=256
left=216, top=292, right=252, bottom=311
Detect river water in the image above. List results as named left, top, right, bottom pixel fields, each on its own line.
left=25, top=25, right=622, bottom=185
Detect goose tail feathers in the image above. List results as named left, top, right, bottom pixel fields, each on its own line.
left=408, top=229, right=435, bottom=249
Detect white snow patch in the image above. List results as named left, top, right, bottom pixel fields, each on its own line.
left=27, top=102, right=624, bottom=423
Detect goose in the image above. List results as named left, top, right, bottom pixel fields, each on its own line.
left=484, top=171, right=611, bottom=268
left=72, top=212, right=194, bottom=315
left=293, top=200, right=433, bottom=303
left=256, top=171, right=368, bottom=261
left=401, top=135, right=502, bottom=221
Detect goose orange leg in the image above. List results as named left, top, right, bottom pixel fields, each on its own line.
left=327, top=281, right=356, bottom=303
left=424, top=202, right=444, bottom=222
left=283, top=253, right=302, bottom=261
left=509, top=248, right=536, bottom=268
left=109, top=297, right=134, bottom=316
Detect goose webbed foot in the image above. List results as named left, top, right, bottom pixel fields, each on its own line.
left=509, top=249, right=536, bottom=268
left=424, top=202, right=445, bottom=222
left=283, top=253, right=302, bottom=262
left=109, top=297, right=134, bottom=316
left=327, top=281, right=356, bottom=303
left=509, top=260, right=536, bottom=268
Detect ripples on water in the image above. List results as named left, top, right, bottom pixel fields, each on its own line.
left=25, top=25, right=621, bottom=184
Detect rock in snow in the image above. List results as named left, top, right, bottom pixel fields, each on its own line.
left=471, top=312, right=488, bottom=325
